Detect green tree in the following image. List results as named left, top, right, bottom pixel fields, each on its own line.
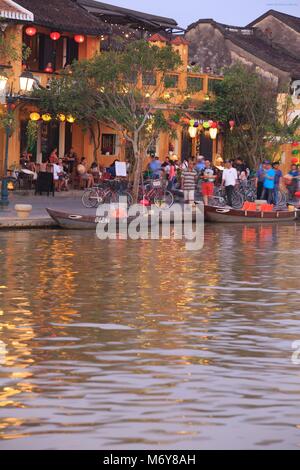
left=203, top=63, right=280, bottom=167
left=34, top=40, right=182, bottom=200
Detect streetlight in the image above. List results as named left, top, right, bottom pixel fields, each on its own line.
left=19, top=70, right=35, bottom=93
left=0, top=71, right=8, bottom=91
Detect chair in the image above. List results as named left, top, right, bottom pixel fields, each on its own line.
left=35, top=172, right=55, bottom=196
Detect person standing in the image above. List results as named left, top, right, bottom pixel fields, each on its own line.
left=256, top=162, right=267, bottom=200
left=200, top=160, right=217, bottom=206
left=272, top=162, right=283, bottom=205
left=181, top=159, right=197, bottom=204
left=222, top=160, right=238, bottom=207
left=261, top=161, right=275, bottom=204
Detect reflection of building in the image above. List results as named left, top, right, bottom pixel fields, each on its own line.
left=0, top=0, right=223, bottom=174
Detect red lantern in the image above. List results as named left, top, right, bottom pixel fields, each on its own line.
left=292, top=142, right=299, bottom=147
left=211, top=122, right=218, bottom=129
left=25, top=27, right=37, bottom=37
left=74, top=35, right=85, bottom=44
left=229, top=120, right=235, bottom=129
left=291, top=157, right=299, bottom=164
left=50, top=31, right=61, bottom=41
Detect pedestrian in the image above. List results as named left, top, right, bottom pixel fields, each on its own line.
left=261, top=161, right=275, bottom=204
left=256, top=161, right=267, bottom=200
left=221, top=160, right=238, bottom=207
left=181, top=159, right=197, bottom=204
left=200, top=160, right=217, bottom=206
left=272, top=162, right=283, bottom=205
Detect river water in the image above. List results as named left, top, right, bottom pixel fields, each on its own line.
left=0, top=223, right=300, bottom=450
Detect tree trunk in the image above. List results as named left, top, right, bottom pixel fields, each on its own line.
left=132, top=133, right=144, bottom=204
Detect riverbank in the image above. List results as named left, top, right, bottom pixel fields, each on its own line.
left=0, top=191, right=96, bottom=229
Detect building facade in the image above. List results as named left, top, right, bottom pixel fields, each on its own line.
left=0, top=0, right=223, bottom=177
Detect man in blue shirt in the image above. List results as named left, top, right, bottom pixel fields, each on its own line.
left=262, top=161, right=275, bottom=204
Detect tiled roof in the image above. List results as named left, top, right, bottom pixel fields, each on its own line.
left=13, top=0, right=108, bottom=35
left=78, top=0, right=178, bottom=29
left=248, top=9, right=300, bottom=33
left=224, top=30, right=300, bottom=79
left=148, top=33, right=168, bottom=43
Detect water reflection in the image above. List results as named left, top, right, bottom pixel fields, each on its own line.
left=0, top=224, right=300, bottom=449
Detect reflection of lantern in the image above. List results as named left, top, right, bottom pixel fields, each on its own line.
left=203, top=121, right=210, bottom=129
left=25, top=27, right=37, bottom=37
left=66, top=115, right=75, bottom=123
left=50, top=31, right=61, bottom=41
left=58, top=114, right=66, bottom=122
left=74, top=35, right=85, bottom=43
left=42, top=114, right=52, bottom=122
left=209, top=128, right=218, bottom=140
left=188, top=126, right=198, bottom=138
left=30, top=112, right=40, bottom=121
left=229, top=120, right=235, bottom=131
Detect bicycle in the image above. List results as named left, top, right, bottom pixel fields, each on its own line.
left=135, top=179, right=174, bottom=209
left=210, top=185, right=244, bottom=209
left=82, top=180, right=133, bottom=208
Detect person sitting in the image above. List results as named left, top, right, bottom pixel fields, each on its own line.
left=49, top=148, right=59, bottom=164
left=77, top=158, right=94, bottom=188
left=90, top=161, right=102, bottom=183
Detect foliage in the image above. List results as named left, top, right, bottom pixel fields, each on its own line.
left=26, top=120, right=38, bottom=153
left=0, top=110, right=16, bottom=137
left=33, top=40, right=184, bottom=199
left=204, top=63, right=280, bottom=167
left=0, top=28, right=31, bottom=64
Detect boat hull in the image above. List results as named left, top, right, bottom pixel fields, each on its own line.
left=204, top=206, right=297, bottom=223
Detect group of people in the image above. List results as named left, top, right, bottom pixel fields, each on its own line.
left=257, top=160, right=299, bottom=204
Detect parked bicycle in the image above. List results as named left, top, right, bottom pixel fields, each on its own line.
left=136, top=179, right=174, bottom=209
left=82, top=180, right=133, bottom=208
left=210, top=186, right=244, bottom=209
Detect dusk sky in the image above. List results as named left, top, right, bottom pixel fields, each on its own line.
left=102, top=0, right=300, bottom=28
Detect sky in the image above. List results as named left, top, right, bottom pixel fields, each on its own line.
left=99, top=0, right=300, bottom=28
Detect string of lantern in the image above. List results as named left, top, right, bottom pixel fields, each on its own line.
left=25, top=27, right=86, bottom=44
left=181, top=118, right=235, bottom=140
left=30, top=112, right=76, bottom=123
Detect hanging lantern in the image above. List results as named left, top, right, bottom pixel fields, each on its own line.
left=74, top=34, right=85, bottom=44
left=50, top=31, right=61, bottom=41
left=229, top=120, right=235, bottom=131
left=188, top=126, right=198, bottom=138
left=0, top=72, right=8, bottom=91
left=66, top=115, right=76, bottom=123
left=25, top=27, right=37, bottom=37
left=211, top=122, right=218, bottom=129
left=292, top=142, right=299, bottom=147
left=189, top=119, right=195, bottom=127
left=42, top=113, right=52, bottom=122
left=30, top=112, right=40, bottom=121
left=292, top=149, right=299, bottom=155
left=209, top=128, right=218, bottom=140
left=194, top=121, right=199, bottom=128
left=58, top=114, right=66, bottom=122
left=291, top=157, right=299, bottom=164
left=203, top=121, right=210, bottom=129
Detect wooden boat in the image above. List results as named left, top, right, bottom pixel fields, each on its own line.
left=46, top=208, right=156, bottom=230
left=204, top=205, right=297, bottom=223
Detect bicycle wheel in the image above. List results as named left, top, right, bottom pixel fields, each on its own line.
left=81, top=188, right=100, bottom=208
left=277, top=190, right=287, bottom=206
left=154, top=190, right=174, bottom=209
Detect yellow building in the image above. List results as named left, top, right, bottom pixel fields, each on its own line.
left=0, top=0, right=223, bottom=176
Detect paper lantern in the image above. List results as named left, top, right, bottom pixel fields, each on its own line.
left=292, top=142, right=299, bottom=147
left=30, top=112, right=40, bottom=121
left=209, top=128, right=218, bottom=140
left=58, top=114, right=66, bottom=122
left=211, top=122, right=218, bottom=129
left=25, top=27, right=37, bottom=37
left=189, top=119, right=195, bottom=127
left=292, top=149, right=299, bottom=155
left=42, top=114, right=52, bottom=122
left=74, top=35, right=85, bottom=44
left=295, top=191, right=300, bottom=199
left=188, top=126, right=198, bottom=138
left=50, top=31, right=61, bottom=41
left=66, top=115, right=76, bottom=123
left=194, top=121, right=199, bottom=128
left=291, top=157, right=299, bottom=164
left=203, top=121, right=210, bottom=129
